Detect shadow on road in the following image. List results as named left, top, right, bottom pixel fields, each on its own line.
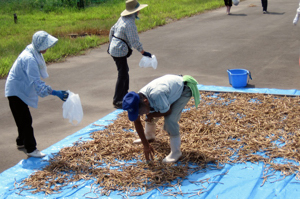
left=230, top=13, right=247, bottom=16
left=245, top=84, right=255, bottom=88
left=266, top=12, right=285, bottom=15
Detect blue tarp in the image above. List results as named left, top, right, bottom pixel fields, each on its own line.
left=1, top=85, right=300, bottom=199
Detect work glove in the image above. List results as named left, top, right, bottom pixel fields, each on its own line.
left=142, top=51, right=152, bottom=58
left=52, top=90, right=69, bottom=101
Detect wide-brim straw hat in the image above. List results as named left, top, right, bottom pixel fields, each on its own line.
left=121, top=0, right=148, bottom=17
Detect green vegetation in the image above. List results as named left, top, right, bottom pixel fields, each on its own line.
left=0, top=0, right=224, bottom=77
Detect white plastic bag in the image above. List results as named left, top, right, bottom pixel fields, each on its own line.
left=63, top=90, right=83, bottom=126
left=139, top=55, right=157, bottom=69
left=232, top=0, right=239, bottom=6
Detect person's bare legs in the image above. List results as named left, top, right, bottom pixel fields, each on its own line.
left=227, top=6, right=231, bottom=15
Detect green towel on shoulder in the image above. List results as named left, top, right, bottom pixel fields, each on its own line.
left=183, top=75, right=200, bottom=109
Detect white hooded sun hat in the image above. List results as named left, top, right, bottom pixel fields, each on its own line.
left=32, top=31, right=58, bottom=52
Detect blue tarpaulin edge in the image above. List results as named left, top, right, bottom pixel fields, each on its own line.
left=197, top=85, right=300, bottom=96
left=1, top=85, right=300, bottom=199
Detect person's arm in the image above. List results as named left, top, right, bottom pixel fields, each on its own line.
left=27, top=58, right=68, bottom=101
left=145, top=92, right=172, bottom=121
left=109, top=24, right=115, bottom=42
left=126, top=21, right=152, bottom=57
left=134, top=116, right=154, bottom=161
left=126, top=22, right=142, bottom=51
left=33, top=79, right=52, bottom=97
left=145, top=108, right=172, bottom=122
left=26, top=57, right=52, bottom=98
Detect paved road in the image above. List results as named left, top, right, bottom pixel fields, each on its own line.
left=0, top=0, right=299, bottom=173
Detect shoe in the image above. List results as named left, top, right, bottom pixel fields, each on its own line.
left=17, top=144, right=24, bottom=149
left=27, top=149, right=46, bottom=158
left=263, top=11, right=268, bottom=14
left=113, top=101, right=123, bottom=109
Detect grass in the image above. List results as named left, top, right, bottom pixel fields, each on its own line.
left=0, top=0, right=224, bottom=77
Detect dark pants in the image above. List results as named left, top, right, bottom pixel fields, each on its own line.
left=224, top=0, right=232, bottom=6
left=261, top=0, right=268, bottom=11
left=8, top=96, right=36, bottom=153
left=112, top=56, right=129, bottom=103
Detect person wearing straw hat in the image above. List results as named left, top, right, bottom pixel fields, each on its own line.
left=122, top=74, right=200, bottom=163
left=108, top=0, right=152, bottom=109
left=5, top=31, right=69, bottom=158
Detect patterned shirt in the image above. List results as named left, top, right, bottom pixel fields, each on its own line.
left=139, top=75, right=184, bottom=113
left=5, top=47, right=52, bottom=108
left=108, top=14, right=144, bottom=57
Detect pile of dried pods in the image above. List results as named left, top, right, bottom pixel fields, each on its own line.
left=15, top=92, right=300, bottom=197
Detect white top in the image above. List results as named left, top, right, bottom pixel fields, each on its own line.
left=139, top=74, right=184, bottom=113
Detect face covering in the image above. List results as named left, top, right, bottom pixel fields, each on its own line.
left=135, top=12, right=140, bottom=20
left=134, top=3, right=140, bottom=20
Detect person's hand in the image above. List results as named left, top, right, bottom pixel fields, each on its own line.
left=143, top=144, right=155, bottom=161
left=52, top=90, right=69, bottom=101
left=142, top=51, right=152, bottom=58
left=145, top=114, right=153, bottom=122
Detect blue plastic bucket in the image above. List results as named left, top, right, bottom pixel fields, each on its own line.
left=227, top=69, right=252, bottom=88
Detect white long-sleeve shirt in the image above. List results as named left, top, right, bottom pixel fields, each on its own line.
left=5, top=45, right=52, bottom=108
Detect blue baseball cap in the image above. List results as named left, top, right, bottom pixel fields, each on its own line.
left=122, top=91, right=140, bottom=121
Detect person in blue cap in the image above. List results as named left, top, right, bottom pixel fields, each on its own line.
left=5, top=31, right=68, bottom=158
left=122, top=74, right=199, bottom=163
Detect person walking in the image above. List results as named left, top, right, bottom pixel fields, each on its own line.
left=108, top=0, right=152, bottom=109
left=261, top=0, right=268, bottom=14
left=122, top=74, right=200, bottom=163
left=224, top=0, right=232, bottom=15
left=5, top=31, right=69, bottom=158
